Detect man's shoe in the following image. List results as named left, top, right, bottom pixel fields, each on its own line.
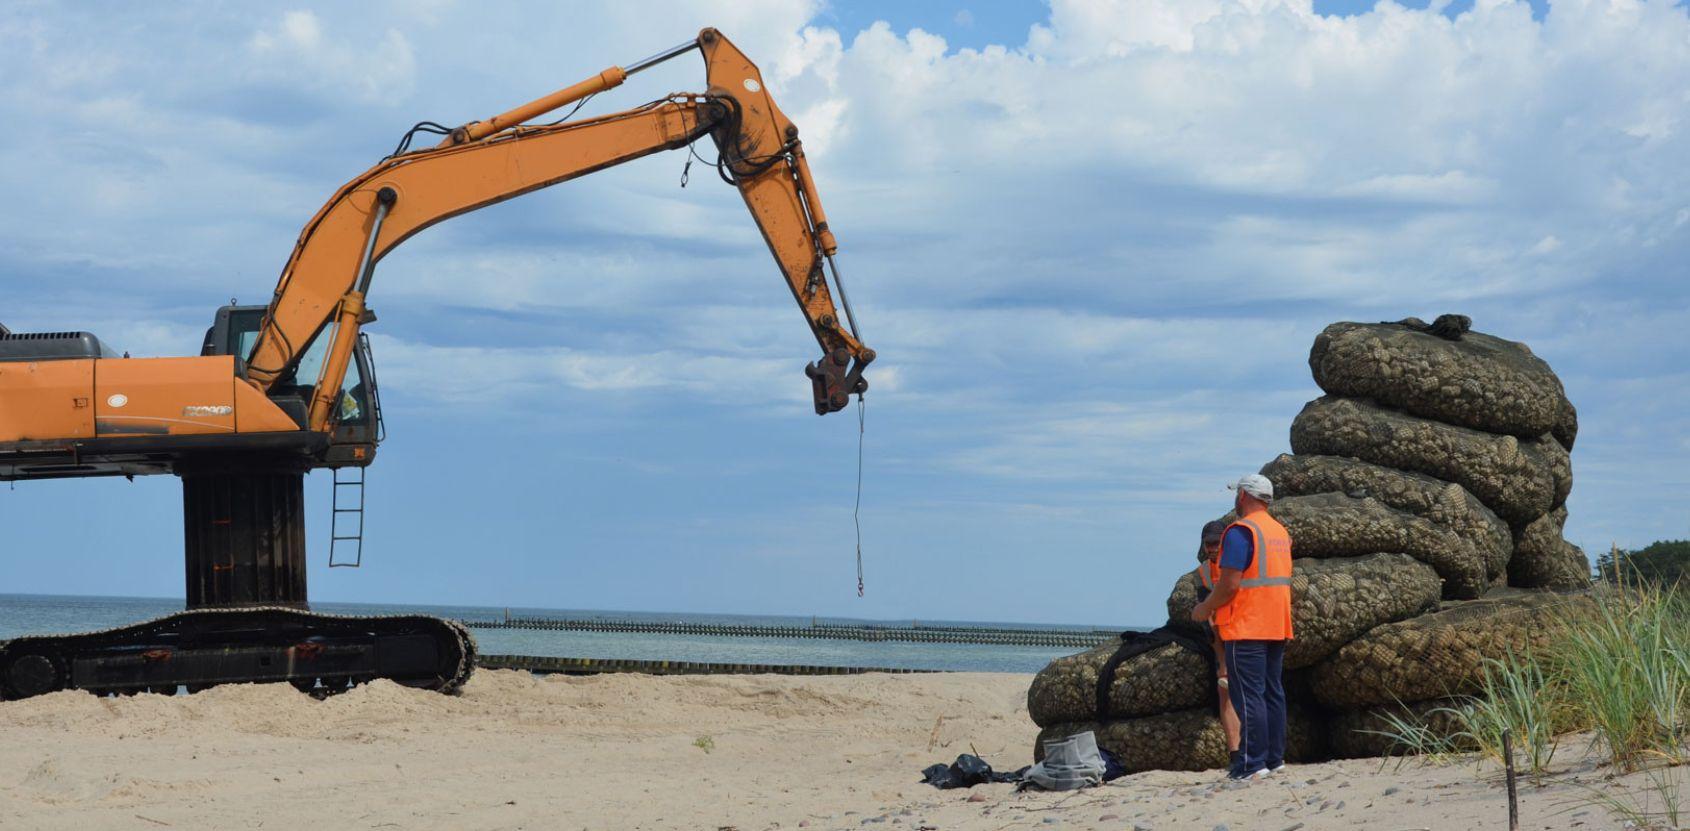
left=1267, top=762, right=1287, bottom=775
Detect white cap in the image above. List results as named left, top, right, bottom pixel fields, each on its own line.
left=1229, top=473, right=1274, bottom=501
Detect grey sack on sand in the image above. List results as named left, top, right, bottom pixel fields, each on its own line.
left=1022, top=730, right=1107, bottom=791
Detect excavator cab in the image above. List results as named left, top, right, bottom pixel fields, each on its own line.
left=201, top=304, right=383, bottom=467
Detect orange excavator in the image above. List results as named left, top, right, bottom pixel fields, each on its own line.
left=0, top=29, right=873, bottom=699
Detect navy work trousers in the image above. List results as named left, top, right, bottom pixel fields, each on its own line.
left=1223, top=639, right=1286, bottom=776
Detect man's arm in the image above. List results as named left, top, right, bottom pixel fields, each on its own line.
left=1190, top=568, right=1242, bottom=622
left=1191, top=524, right=1253, bottom=622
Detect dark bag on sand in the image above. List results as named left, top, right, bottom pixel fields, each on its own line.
left=919, top=754, right=1025, bottom=789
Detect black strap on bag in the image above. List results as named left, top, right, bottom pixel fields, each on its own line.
left=1094, top=625, right=1218, bottom=720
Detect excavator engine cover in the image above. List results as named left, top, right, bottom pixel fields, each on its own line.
left=0, top=331, right=117, bottom=363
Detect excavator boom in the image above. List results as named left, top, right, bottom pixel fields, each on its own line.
left=247, top=27, right=871, bottom=433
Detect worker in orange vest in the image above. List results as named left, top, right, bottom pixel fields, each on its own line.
left=1189, top=474, right=1294, bottom=781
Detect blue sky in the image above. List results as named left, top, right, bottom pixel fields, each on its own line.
left=2, top=0, right=1687, bottom=626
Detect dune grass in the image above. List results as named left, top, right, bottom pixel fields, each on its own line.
left=1557, top=581, right=1690, bottom=770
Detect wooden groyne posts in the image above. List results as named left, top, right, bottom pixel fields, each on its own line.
left=460, top=617, right=1119, bottom=648
left=477, top=654, right=938, bottom=677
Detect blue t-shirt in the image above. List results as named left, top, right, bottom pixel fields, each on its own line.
left=1218, top=525, right=1254, bottom=574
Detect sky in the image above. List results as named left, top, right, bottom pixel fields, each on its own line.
left=1, top=0, right=1687, bottom=627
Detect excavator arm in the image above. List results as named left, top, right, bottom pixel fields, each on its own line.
left=246, top=28, right=872, bottom=432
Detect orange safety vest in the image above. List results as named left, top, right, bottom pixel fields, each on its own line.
left=1196, top=556, right=1220, bottom=592
left=1213, top=511, right=1294, bottom=642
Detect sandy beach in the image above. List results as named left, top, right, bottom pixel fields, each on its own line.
left=0, top=670, right=1678, bottom=830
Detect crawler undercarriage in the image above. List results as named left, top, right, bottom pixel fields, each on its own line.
left=0, top=457, right=476, bottom=701
left=0, top=607, right=474, bottom=699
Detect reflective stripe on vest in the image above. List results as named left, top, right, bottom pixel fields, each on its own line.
left=1214, top=511, right=1295, bottom=642
left=1233, top=520, right=1292, bottom=588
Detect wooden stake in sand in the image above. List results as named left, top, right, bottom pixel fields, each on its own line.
left=1503, top=728, right=1519, bottom=831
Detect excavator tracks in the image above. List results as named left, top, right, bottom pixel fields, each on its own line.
left=0, top=607, right=476, bottom=701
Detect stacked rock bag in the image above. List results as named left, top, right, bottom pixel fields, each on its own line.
left=1028, top=315, right=1594, bottom=769
left=1297, top=316, right=1587, bottom=587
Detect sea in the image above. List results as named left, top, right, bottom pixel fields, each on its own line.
left=0, top=594, right=1136, bottom=673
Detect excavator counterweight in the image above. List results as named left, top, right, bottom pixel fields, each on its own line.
left=0, top=28, right=872, bottom=700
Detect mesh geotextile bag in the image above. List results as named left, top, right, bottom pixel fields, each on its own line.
left=1035, top=707, right=1326, bottom=773
left=1553, top=399, right=1578, bottom=452
left=1268, top=493, right=1487, bottom=599
left=1164, top=553, right=1441, bottom=670
left=1308, top=319, right=1575, bottom=443
left=1165, top=571, right=1208, bottom=641
left=1027, top=638, right=1212, bottom=727
left=1309, top=590, right=1592, bottom=709
left=1326, top=698, right=1473, bottom=758
left=1509, top=507, right=1592, bottom=590
left=1519, top=434, right=1573, bottom=510
left=1290, top=396, right=1554, bottom=524
left=1260, top=453, right=1512, bottom=581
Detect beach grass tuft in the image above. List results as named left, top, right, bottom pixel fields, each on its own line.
left=1460, top=649, right=1564, bottom=780
left=1370, top=580, right=1688, bottom=825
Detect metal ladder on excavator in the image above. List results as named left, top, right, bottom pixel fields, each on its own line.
left=329, top=467, right=365, bottom=568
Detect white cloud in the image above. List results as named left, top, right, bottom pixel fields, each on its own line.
left=1333, top=171, right=1496, bottom=204
left=250, top=10, right=322, bottom=52
left=247, top=9, right=416, bottom=102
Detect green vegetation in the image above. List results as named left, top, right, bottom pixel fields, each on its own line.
left=1598, top=540, right=1690, bottom=587
left=1557, top=584, right=1689, bottom=770
left=1374, top=579, right=1688, bottom=826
